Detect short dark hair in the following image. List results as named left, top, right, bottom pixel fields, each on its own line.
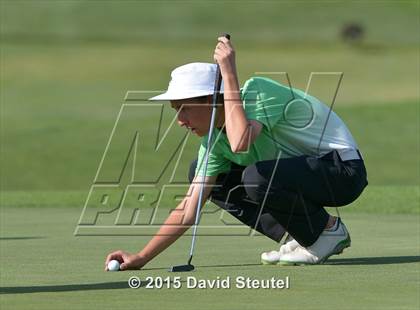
left=195, top=94, right=224, bottom=104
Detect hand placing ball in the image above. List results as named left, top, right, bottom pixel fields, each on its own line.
left=105, top=250, right=146, bottom=271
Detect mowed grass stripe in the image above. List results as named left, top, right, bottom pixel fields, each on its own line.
left=0, top=185, right=418, bottom=214
left=1, top=101, right=419, bottom=189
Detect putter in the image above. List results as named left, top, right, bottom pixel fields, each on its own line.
left=170, top=33, right=231, bottom=272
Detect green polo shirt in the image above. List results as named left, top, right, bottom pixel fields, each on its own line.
left=195, top=77, right=357, bottom=177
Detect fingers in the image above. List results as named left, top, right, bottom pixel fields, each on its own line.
left=213, top=37, right=235, bottom=63
left=214, top=48, right=233, bottom=66
left=216, top=37, right=232, bottom=51
left=121, top=253, right=144, bottom=271
left=119, top=262, right=138, bottom=271
left=119, top=262, right=127, bottom=271
left=120, top=262, right=129, bottom=271
left=217, top=36, right=231, bottom=45
left=216, top=42, right=228, bottom=52
left=105, top=251, right=144, bottom=271
left=119, top=258, right=139, bottom=271
left=104, top=250, right=124, bottom=271
left=105, top=251, right=123, bottom=264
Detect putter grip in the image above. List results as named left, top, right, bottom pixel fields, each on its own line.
left=214, top=33, right=231, bottom=95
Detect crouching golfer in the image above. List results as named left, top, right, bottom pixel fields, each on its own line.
left=105, top=37, right=368, bottom=270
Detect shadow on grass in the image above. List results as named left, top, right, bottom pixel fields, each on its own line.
left=0, top=281, right=139, bottom=294
left=327, top=255, right=420, bottom=265
left=0, top=279, right=191, bottom=294
left=143, top=256, right=420, bottom=271
left=142, top=262, right=261, bottom=271
left=0, top=237, right=45, bottom=240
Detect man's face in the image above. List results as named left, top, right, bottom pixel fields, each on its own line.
left=170, top=97, right=213, bottom=137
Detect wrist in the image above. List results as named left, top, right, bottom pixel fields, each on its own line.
left=221, top=74, right=241, bottom=101
left=221, top=69, right=239, bottom=86
left=135, top=252, right=149, bottom=267
left=222, top=72, right=239, bottom=83
left=219, top=63, right=237, bottom=79
left=220, top=69, right=238, bottom=81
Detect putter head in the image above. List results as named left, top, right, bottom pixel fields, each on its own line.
left=169, top=264, right=195, bottom=272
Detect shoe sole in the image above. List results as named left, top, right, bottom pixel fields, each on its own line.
left=261, top=259, right=278, bottom=265
left=277, top=235, right=352, bottom=266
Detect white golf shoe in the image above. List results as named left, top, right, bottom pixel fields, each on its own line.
left=261, top=234, right=299, bottom=265
left=278, top=218, right=351, bottom=265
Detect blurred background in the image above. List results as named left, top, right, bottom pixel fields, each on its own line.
left=1, top=0, right=419, bottom=208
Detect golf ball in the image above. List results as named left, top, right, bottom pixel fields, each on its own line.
left=107, top=260, right=120, bottom=271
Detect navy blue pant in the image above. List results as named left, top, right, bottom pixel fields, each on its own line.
left=189, top=150, right=368, bottom=247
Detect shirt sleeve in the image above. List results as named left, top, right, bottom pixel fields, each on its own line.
left=241, top=77, right=293, bottom=130
left=195, top=136, right=231, bottom=177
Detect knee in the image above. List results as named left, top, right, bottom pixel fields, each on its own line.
left=188, top=159, right=198, bottom=184
left=242, top=164, right=270, bottom=203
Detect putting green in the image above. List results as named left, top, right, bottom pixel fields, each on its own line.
left=0, top=201, right=419, bottom=310
left=1, top=2, right=419, bottom=309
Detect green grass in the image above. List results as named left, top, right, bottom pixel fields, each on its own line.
left=0, top=185, right=418, bottom=214
left=1, top=1, right=419, bottom=46
left=0, top=205, right=419, bottom=310
left=336, top=102, right=419, bottom=185
left=1, top=1, right=419, bottom=309
left=1, top=98, right=418, bottom=190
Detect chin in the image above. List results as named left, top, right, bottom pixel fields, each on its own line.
left=195, top=130, right=208, bottom=137
left=191, top=128, right=208, bottom=137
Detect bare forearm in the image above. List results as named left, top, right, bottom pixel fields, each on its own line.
left=136, top=177, right=216, bottom=267
left=214, top=36, right=251, bottom=152
left=223, top=73, right=250, bottom=152
left=137, top=209, right=192, bottom=264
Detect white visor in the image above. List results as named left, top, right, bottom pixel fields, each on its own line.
left=149, top=62, right=224, bottom=101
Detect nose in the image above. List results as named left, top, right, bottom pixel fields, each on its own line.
left=177, top=111, right=188, bottom=127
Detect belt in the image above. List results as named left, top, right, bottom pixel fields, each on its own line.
left=336, top=148, right=364, bottom=161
